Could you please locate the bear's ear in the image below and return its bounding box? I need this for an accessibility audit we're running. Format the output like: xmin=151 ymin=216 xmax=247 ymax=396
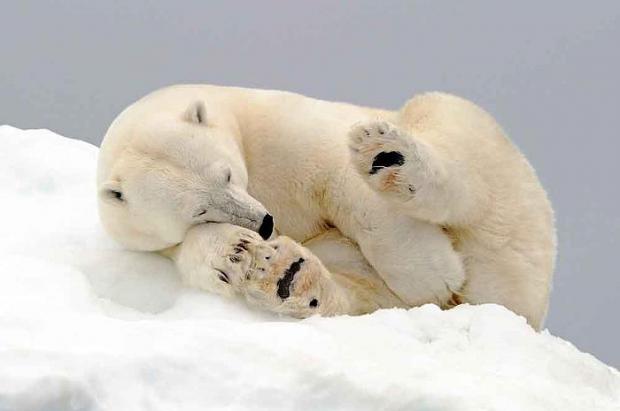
xmin=184 ymin=100 xmax=207 ymax=125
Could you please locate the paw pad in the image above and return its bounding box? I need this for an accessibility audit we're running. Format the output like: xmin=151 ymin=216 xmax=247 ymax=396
xmin=276 ymin=257 xmax=305 ymax=300
xmin=370 ymin=151 xmax=405 ymax=174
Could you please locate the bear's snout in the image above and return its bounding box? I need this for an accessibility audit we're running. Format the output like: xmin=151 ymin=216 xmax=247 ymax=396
xmin=258 ymin=214 xmax=274 ymax=240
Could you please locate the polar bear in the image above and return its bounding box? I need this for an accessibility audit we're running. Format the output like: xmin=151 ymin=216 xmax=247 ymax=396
xmin=98 ymin=84 xmax=556 ymax=329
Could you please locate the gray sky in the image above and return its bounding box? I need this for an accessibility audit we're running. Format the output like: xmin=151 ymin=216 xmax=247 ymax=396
xmin=1 ymin=1 xmax=618 ymax=366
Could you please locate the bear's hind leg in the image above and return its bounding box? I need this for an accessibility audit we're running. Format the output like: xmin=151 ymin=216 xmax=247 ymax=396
xmin=348 ymin=120 xmax=479 ymax=226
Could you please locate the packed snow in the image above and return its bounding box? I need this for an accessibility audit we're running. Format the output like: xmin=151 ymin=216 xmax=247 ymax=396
xmin=0 ymin=125 xmax=618 ymax=411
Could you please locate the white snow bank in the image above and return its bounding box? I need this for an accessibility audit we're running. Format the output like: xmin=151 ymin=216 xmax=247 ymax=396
xmin=0 ymin=125 xmax=618 ymax=411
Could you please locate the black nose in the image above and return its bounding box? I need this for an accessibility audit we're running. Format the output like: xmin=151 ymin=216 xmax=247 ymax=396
xmin=258 ymin=214 xmax=274 ymax=240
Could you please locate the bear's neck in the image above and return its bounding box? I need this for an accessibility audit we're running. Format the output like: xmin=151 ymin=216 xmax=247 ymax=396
xmin=226 ymin=87 xmax=309 ymax=140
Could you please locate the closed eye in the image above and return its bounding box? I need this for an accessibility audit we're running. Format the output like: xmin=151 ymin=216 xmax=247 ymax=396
xmin=104 ymin=189 xmax=124 ymax=202
xmin=193 ymin=209 xmax=207 ymax=218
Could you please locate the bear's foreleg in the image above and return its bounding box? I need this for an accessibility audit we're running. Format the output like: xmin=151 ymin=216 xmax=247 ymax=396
xmin=171 ymin=223 xmax=265 ymax=297
xmin=327 ymin=155 xmax=466 ymax=308
xmin=239 ymin=235 xmax=355 ymax=317
xmin=171 ymin=224 xmax=369 ymax=317
xmin=343 ymin=210 xmax=466 ymax=308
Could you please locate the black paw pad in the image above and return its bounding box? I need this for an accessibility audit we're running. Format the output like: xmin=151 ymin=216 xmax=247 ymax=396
xmin=277 ymin=258 xmax=305 ymax=300
xmin=370 ymin=151 xmax=405 ymax=174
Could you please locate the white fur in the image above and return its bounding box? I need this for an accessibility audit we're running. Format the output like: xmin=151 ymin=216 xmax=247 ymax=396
xmin=98 ymin=85 xmax=556 ymax=329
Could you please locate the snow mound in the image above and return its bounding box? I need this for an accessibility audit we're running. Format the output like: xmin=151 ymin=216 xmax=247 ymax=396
xmin=0 ymin=125 xmax=618 ymax=411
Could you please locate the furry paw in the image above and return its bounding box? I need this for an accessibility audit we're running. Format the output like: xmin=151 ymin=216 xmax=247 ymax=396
xmin=176 ymin=224 xmax=265 ymax=297
xmin=348 ymin=120 xmax=430 ymax=200
xmin=211 ymin=228 xmax=264 ymax=288
xmin=241 ymin=236 xmax=338 ymax=318
xmin=178 ymin=224 xmax=345 ymax=317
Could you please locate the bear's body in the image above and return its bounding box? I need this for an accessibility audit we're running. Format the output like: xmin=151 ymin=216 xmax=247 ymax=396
xmin=98 ymin=85 xmax=555 ymax=328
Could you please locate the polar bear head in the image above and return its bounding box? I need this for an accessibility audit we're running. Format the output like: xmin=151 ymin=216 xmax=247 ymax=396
xmin=97 ymin=92 xmax=273 ymax=251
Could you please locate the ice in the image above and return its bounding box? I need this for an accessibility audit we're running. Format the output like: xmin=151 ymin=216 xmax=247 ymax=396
xmin=0 ymin=125 xmax=618 ymax=411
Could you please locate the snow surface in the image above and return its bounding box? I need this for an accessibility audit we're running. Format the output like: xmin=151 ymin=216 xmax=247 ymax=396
xmin=0 ymin=125 xmax=618 ymax=411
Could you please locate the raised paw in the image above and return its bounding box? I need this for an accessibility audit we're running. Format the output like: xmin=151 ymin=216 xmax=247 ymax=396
xmin=241 ymin=236 xmax=341 ymax=318
xmin=348 ymin=120 xmax=427 ymax=199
